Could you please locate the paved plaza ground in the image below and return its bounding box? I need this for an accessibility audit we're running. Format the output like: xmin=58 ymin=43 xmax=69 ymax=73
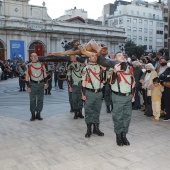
xmin=0 ymin=78 xmax=170 ymax=170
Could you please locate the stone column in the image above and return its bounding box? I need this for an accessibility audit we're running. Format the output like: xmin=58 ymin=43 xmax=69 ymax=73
xmin=0 ymin=1 xmax=2 ymax=15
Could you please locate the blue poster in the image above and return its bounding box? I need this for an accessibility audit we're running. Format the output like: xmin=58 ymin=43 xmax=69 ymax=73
xmin=10 ymin=40 xmax=25 ymax=61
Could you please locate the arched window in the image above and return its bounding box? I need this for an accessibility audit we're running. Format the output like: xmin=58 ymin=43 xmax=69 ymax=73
xmin=0 ymin=41 xmax=4 ymax=49
xmin=28 ymin=41 xmax=45 ymax=58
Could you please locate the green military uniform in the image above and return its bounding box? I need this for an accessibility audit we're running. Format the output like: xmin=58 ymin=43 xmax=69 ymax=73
xmin=54 ymin=63 xmax=59 ymax=87
xmin=66 ymin=62 xmax=74 ymax=112
xmin=45 ymin=63 xmax=53 ymax=95
xmin=57 ymin=64 xmax=65 ymax=89
xmin=17 ymin=64 xmax=26 ymax=91
xmin=68 ymin=77 xmax=74 ymax=112
xmin=104 ymin=67 xmax=113 ymax=113
xmin=110 ymin=66 xmax=135 ymax=146
xmin=26 ymin=62 xmax=46 ymax=119
xmin=67 ymin=62 xmax=84 ymax=119
xmin=82 ymin=63 xmax=105 ymax=137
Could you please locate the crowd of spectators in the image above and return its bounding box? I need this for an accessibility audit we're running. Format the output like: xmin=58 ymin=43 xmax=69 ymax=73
xmin=0 ymin=57 xmax=27 ymax=81
xmin=128 ymin=52 xmax=170 ymax=121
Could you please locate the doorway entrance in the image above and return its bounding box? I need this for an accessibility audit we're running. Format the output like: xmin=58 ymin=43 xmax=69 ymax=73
xmin=0 ymin=41 xmax=5 ymax=61
xmin=28 ymin=41 xmax=44 ymax=60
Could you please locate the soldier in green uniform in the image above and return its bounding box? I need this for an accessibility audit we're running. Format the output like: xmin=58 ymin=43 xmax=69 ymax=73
xmin=68 ymin=78 xmax=74 ymax=112
xmin=45 ymin=62 xmax=54 ymax=95
xmin=67 ymin=55 xmax=84 ymax=119
xmin=25 ymin=53 xmax=48 ymax=121
xmin=104 ymin=53 xmax=114 ymax=113
xmin=109 ymin=52 xmax=135 ymax=146
xmin=54 ymin=62 xmax=59 ymax=87
xmin=17 ymin=63 xmax=26 ymax=92
xmin=82 ymin=52 xmax=105 ymax=138
xmin=66 ymin=62 xmax=74 ymax=112
xmin=104 ymin=67 xmax=113 ymax=113
xmin=57 ymin=62 xmax=65 ymax=89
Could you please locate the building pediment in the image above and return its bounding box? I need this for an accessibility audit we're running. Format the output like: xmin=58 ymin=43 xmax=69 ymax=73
xmin=65 ymin=16 xmax=85 ymax=23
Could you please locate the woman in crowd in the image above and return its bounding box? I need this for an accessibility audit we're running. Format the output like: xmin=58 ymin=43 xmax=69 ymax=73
xmin=140 ymin=63 xmax=157 ymax=117
xmin=139 ymin=64 xmax=147 ymax=109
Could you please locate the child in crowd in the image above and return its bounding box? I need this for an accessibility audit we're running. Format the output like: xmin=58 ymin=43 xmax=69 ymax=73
xmin=149 ymin=77 xmax=164 ymax=122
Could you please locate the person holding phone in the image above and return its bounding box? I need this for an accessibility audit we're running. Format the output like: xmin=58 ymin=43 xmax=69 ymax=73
xmin=109 ymin=52 xmax=135 ymax=146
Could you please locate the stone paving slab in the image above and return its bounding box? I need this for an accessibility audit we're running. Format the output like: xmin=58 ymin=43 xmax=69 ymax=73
xmin=0 ymin=78 xmax=170 ymax=170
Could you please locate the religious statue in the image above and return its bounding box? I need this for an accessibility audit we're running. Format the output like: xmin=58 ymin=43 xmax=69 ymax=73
xmin=48 ymin=39 xmax=108 ymax=57
xmin=39 ymin=39 xmax=121 ymax=69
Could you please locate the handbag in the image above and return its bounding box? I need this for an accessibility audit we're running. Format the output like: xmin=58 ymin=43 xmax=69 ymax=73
xmin=146 ymin=96 xmax=151 ymax=105
xmin=163 ymin=81 xmax=170 ymax=88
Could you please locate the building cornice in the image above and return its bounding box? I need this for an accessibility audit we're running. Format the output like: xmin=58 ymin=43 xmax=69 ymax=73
xmin=0 ymin=19 xmax=126 ymax=38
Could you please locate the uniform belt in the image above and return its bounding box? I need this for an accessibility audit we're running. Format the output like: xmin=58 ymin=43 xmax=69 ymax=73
xmin=112 ymin=90 xmax=131 ymax=96
xmin=30 ymin=79 xmax=44 ymax=84
xmin=86 ymin=88 xmax=102 ymax=93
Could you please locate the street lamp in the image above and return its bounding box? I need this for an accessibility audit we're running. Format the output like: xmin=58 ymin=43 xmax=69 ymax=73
xmin=119 ymin=43 xmax=125 ymax=53
xmin=61 ymin=40 xmax=71 ymax=51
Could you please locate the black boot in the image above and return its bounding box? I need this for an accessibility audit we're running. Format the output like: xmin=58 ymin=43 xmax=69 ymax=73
xmin=116 ymin=133 xmax=124 ymax=146
xmin=30 ymin=112 xmax=35 ymax=121
xmin=48 ymin=90 xmax=51 ymax=95
xmin=106 ymin=105 xmax=111 ymax=113
xmin=78 ymin=109 xmax=84 ymax=118
xmin=73 ymin=110 xmax=78 ymax=119
xmin=93 ymin=123 xmax=104 ymax=136
xmin=23 ymin=88 xmax=26 ymax=91
xmin=59 ymin=85 xmax=63 ymax=89
xmin=85 ymin=123 xmax=92 ymax=138
xmin=70 ymin=105 xmax=74 ymax=112
xmin=45 ymin=89 xmax=47 ymax=95
xmin=121 ymin=132 xmax=130 ymax=146
xmin=19 ymin=88 xmax=22 ymax=92
xmin=36 ymin=111 xmax=43 ymax=120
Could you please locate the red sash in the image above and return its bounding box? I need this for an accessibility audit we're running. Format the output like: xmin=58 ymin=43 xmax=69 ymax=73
xmin=87 ymin=68 xmax=103 ymax=82
xmin=28 ymin=63 xmax=44 ymax=78
xmin=117 ymin=66 xmax=134 ymax=86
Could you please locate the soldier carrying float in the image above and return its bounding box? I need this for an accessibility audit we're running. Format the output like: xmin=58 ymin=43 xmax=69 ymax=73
xmin=38 ymin=39 xmax=135 ymax=146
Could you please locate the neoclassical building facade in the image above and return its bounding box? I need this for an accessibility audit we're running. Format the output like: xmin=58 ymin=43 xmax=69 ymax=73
xmin=0 ymin=0 xmax=126 ymax=61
